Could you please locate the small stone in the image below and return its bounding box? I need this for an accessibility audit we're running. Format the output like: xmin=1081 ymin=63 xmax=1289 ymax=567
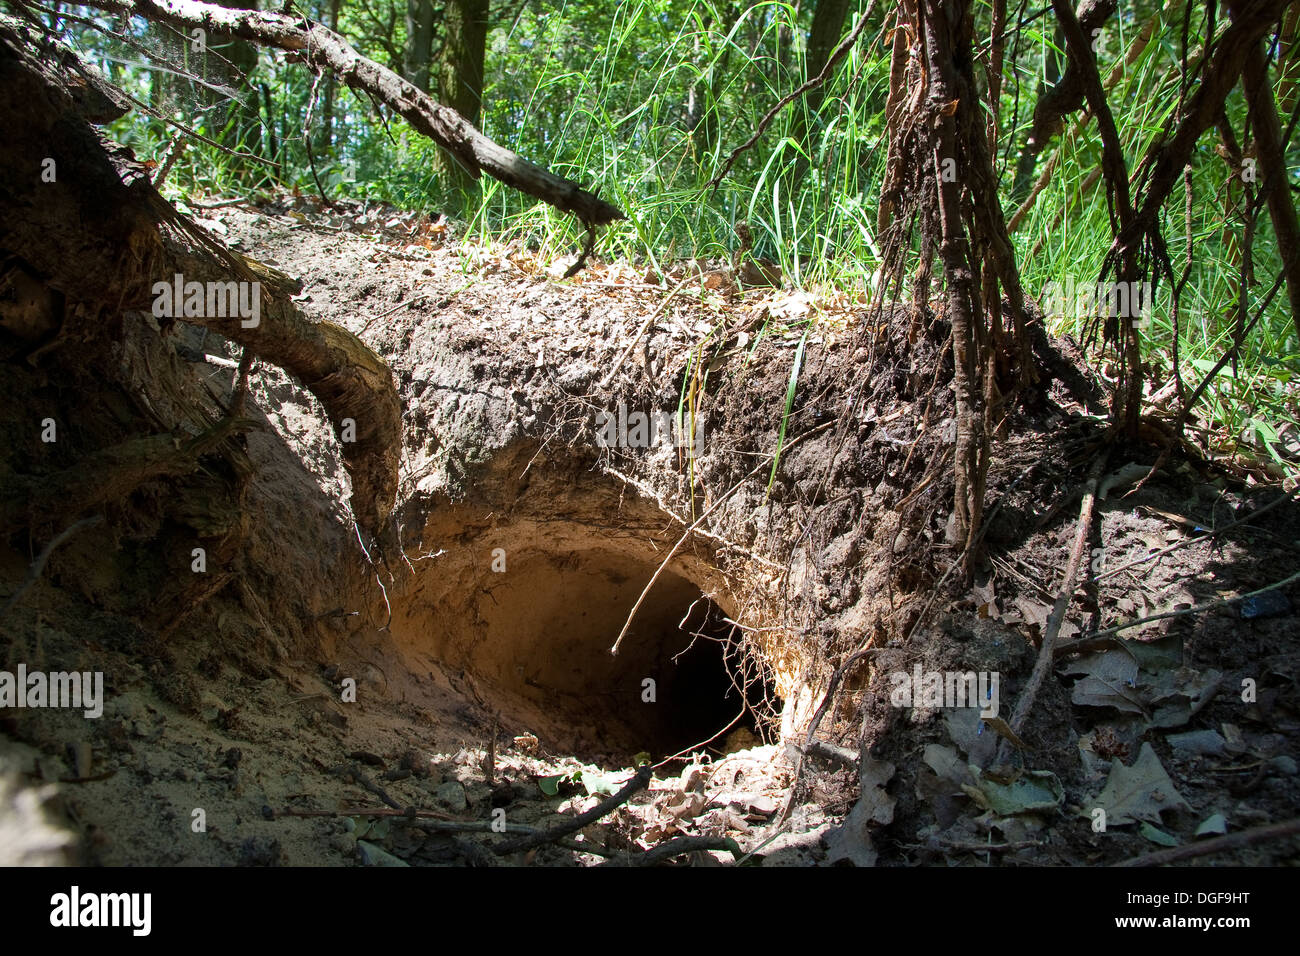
xmin=1167 ymin=730 xmax=1226 ymax=756
xmin=237 ymin=836 xmax=283 ymax=867
xmin=357 ymin=840 xmax=408 ymax=867
xmin=436 ymin=780 xmax=468 ymax=812
xmin=70 ymin=741 xmax=93 ymax=778
xmin=331 ymin=834 xmax=355 ymax=855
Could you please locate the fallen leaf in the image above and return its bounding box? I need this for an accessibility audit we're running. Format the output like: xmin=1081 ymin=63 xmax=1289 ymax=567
xmin=1089 ymin=742 xmax=1191 ymax=826
xmin=1139 ymin=822 xmax=1179 ymax=846
xmin=1195 ymin=813 xmax=1228 ymax=837
xmin=963 ymin=768 xmax=1063 ymax=816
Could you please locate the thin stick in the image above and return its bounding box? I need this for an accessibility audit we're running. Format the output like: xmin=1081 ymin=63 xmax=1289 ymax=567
xmin=605 ymin=835 xmax=742 ymax=867
xmin=651 ymin=707 xmax=746 ymax=769
xmin=603 ymin=466 xmax=783 ymax=569
xmin=1095 ymin=487 xmax=1299 ymax=582
xmin=1 ymin=515 xmax=104 ymax=617
xmin=609 ymin=421 xmax=833 ymax=656
xmin=803 ymin=646 xmax=879 ymax=748
xmin=997 ymin=454 xmax=1106 ymax=764
xmin=492 ymin=765 xmax=652 ymax=855
xmin=358 ymin=291 xmax=435 ymax=336
xmin=1082 ymin=566 xmax=1300 ymax=640
xmin=599 ymin=276 xmax=695 ymax=388
xmin=1114 ymin=817 xmax=1300 ymax=867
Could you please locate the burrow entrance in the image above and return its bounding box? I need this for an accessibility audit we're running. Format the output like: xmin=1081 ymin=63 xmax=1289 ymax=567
xmin=380 ymin=472 xmax=782 ymax=761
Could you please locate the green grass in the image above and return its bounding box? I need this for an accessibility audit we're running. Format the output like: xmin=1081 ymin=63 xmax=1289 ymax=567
xmin=78 ymin=0 xmax=1299 ymax=465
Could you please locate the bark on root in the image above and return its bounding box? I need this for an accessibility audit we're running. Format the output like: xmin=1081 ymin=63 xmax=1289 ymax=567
xmin=0 ymin=14 xmax=400 ymax=537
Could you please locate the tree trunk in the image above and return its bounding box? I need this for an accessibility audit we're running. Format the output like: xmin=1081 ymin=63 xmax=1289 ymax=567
xmin=1238 ymin=6 xmax=1300 ymax=343
xmin=404 ymin=0 xmax=434 ymax=92
xmin=436 ymin=0 xmax=489 ymax=211
xmin=210 ymin=0 xmax=264 ymax=168
xmin=320 ymin=0 xmax=342 ymax=154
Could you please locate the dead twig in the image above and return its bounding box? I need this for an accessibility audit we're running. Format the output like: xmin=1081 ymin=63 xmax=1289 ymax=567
xmin=492 ymin=765 xmax=652 ymax=856
xmin=997 ymin=454 xmax=1107 ymax=765
xmin=1081 ymin=567 xmax=1300 ymax=640
xmin=1 ymin=514 xmax=104 ymax=618
xmin=358 ymin=291 xmax=435 ymax=336
xmin=610 ymin=421 xmax=834 ymax=656
xmin=1114 ymin=817 xmax=1300 ymax=867
xmin=604 ymin=835 xmax=743 ymax=867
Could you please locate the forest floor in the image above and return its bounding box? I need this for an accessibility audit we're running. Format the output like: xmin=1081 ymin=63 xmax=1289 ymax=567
xmin=1 ymin=193 xmax=1298 ymax=867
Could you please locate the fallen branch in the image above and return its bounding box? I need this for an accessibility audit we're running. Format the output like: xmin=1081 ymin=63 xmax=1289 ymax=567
xmin=86 ymin=0 xmax=625 ymax=227
xmin=492 ymin=765 xmax=652 ymax=855
xmin=1114 ymin=817 xmax=1300 ymax=867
